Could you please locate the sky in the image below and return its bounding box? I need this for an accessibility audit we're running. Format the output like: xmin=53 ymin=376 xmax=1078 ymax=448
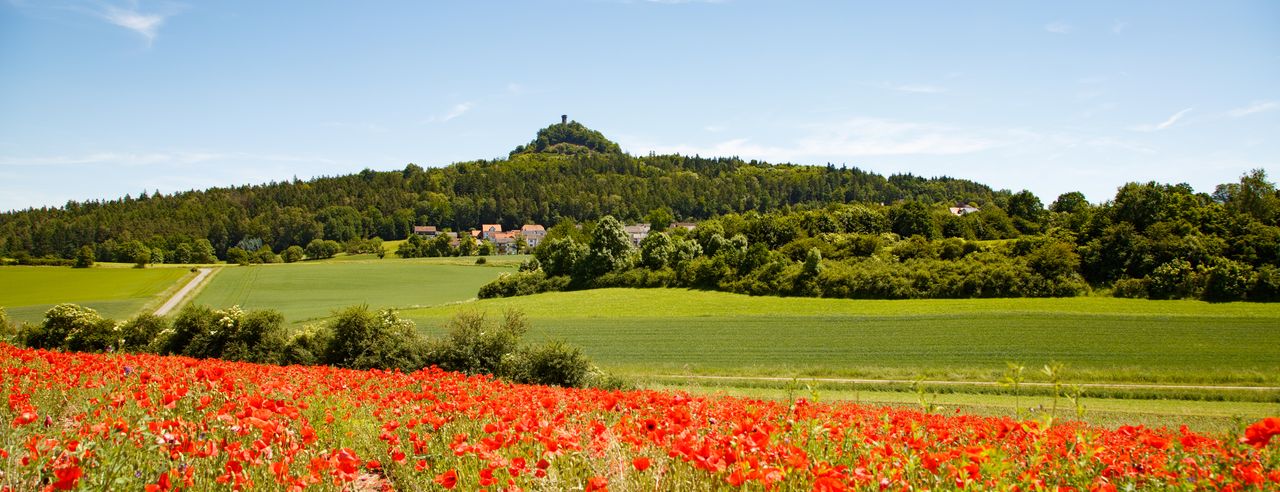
xmin=1 ymin=0 xmax=1277 ymax=212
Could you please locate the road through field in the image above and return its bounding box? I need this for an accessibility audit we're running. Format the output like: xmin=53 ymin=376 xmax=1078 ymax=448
xmin=154 ymin=268 xmax=212 ymax=316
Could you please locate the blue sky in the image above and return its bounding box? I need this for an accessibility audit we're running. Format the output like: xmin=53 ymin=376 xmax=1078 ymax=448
xmin=1 ymin=0 xmax=1277 ymax=211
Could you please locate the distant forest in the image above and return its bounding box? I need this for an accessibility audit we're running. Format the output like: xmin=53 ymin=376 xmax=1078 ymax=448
xmin=0 ymin=122 xmax=1002 ymax=261
xmin=2 ymin=121 xmax=1278 ymax=302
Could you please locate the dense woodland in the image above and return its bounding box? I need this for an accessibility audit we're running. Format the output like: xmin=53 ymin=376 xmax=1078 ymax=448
xmin=3 ymin=121 xmax=1279 ymax=301
xmin=0 ymin=122 xmax=1000 ymax=263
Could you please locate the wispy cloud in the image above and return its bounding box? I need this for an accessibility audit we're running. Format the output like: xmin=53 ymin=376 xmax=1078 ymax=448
xmin=1227 ymin=100 xmax=1279 ymax=118
xmin=102 ymin=5 xmax=167 ymax=43
xmin=889 ymin=83 xmax=947 ymax=94
xmin=1130 ymin=108 xmax=1192 ymax=132
xmin=0 ymin=151 xmax=338 ymax=167
xmin=442 ymin=102 xmax=473 ymax=122
xmin=1112 ymin=20 xmax=1128 ymax=34
xmin=620 ymin=117 xmax=1014 ymax=162
xmin=1045 ymin=21 xmax=1073 ymax=34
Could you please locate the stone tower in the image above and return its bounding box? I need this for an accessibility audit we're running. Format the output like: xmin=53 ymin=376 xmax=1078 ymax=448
xmin=561 ymin=115 xmax=567 ymax=124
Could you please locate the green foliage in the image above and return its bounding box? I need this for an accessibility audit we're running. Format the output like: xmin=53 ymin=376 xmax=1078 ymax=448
xmin=282 ymin=245 xmax=305 ymax=263
xmin=323 ymin=305 xmax=426 ymax=372
xmin=161 ymin=305 xmax=288 ymax=364
xmin=890 ymin=201 xmax=940 ymax=239
xmin=20 ymin=303 xmax=116 ymax=352
xmin=118 ymin=313 xmax=167 ymax=352
xmin=74 ymin=245 xmax=95 ymax=268
xmin=305 ymin=239 xmax=342 ymax=260
xmin=225 ymin=247 xmax=250 ymax=266
xmin=510 ymin=120 xmax=622 ymax=156
xmin=425 ymin=310 xmax=527 ymax=376
xmin=282 ymin=324 xmax=333 ymax=366
xmin=504 ymin=340 xmax=593 ymax=388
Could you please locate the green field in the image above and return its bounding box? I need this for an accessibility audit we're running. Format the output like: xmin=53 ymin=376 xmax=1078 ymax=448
xmin=402 ymin=288 xmax=1280 ymax=386
xmin=190 ymin=258 xmax=516 ymax=325
xmin=0 ymin=266 xmax=191 ymax=323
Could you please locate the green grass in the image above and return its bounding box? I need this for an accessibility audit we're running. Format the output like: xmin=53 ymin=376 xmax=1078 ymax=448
xmin=189 ymin=258 xmax=516 ymax=325
xmin=647 ymin=379 xmax=1280 ymax=433
xmin=403 ymin=288 xmax=1280 ymax=386
xmin=0 ymin=266 xmax=191 ymax=323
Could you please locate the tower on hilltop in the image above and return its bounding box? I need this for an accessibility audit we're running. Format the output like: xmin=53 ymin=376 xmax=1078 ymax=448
xmin=561 ymin=114 xmax=567 ymax=124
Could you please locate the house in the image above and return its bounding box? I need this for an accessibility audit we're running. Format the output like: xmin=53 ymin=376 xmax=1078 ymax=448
xmin=412 ymin=225 xmax=438 ymax=237
xmin=669 ymin=222 xmax=697 ymax=231
xmin=623 ymin=224 xmax=650 ymax=247
xmin=480 ymin=224 xmax=503 ymax=241
xmin=519 ymin=224 xmax=546 ymax=248
xmin=492 ymin=231 xmax=520 ymax=254
xmin=948 ymin=205 xmax=980 ymax=216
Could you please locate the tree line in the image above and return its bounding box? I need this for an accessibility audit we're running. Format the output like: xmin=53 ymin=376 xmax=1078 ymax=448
xmin=482 ymin=170 xmax=1280 ymax=302
xmin=0 ymin=123 xmax=1002 ymax=263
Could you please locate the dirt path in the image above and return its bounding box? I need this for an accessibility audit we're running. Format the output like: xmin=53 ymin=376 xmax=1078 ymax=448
xmin=656 ymin=374 xmax=1280 ymax=392
xmin=154 ymin=268 xmax=213 ymax=316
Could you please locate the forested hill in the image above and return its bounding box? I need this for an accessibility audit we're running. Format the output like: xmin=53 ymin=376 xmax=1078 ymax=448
xmin=0 ymin=121 xmax=1003 ymax=260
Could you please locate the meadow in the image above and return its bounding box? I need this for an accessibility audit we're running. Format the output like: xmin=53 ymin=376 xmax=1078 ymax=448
xmin=401 ymin=288 xmax=1280 ymax=387
xmin=189 ymin=257 xmax=518 ymax=325
xmin=0 ymin=265 xmax=191 ymax=323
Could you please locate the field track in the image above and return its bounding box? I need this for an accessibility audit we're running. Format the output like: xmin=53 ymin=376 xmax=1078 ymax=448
xmin=153 ymin=267 xmax=214 ymax=316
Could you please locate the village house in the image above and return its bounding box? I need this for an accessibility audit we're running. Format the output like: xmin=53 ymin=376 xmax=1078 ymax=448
xmin=623 ymin=223 xmax=650 ymax=247
xmin=412 ymin=225 xmax=438 ymax=237
xmin=492 ymin=231 xmax=520 ymax=254
xmin=480 ymin=224 xmax=503 ymax=241
xmin=669 ymin=222 xmax=697 ymax=231
xmin=520 ymin=224 xmax=546 ymax=248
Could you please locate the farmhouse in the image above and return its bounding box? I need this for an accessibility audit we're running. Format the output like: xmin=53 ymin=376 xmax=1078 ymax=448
xmin=412 ymin=225 xmax=438 ymax=237
xmin=520 ymin=224 xmax=546 ymax=248
xmin=623 ymin=224 xmax=650 ymax=246
xmin=669 ymin=222 xmax=697 ymax=231
xmin=480 ymin=224 xmax=502 ymax=241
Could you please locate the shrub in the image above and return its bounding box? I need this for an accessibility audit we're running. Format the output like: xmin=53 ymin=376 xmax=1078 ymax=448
xmin=161 ymin=305 xmax=288 ymax=364
xmin=118 ymin=313 xmax=167 ymax=352
xmin=282 ymin=245 xmax=305 ymax=263
xmin=1201 ymin=258 xmax=1254 ymax=302
xmin=283 ymin=324 xmax=334 ymax=366
xmin=1146 ymin=259 xmax=1199 ymax=299
xmin=0 ymin=307 xmax=16 ymax=341
xmin=1111 ymin=277 xmax=1149 ymax=299
xmin=425 ymin=310 xmax=527 ymax=376
xmin=21 ymin=303 xmax=117 ymax=352
xmin=323 ymin=306 xmax=425 ymax=372
xmin=504 ymin=340 xmax=592 ymax=388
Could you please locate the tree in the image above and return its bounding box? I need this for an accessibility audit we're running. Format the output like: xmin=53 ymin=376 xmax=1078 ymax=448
xmin=282 ymin=245 xmax=305 ymax=263
xmin=1050 ymin=192 xmax=1089 ymax=214
xmin=646 ymin=208 xmax=675 ymax=232
xmin=305 ymin=239 xmax=340 ymax=260
xmin=191 ymin=239 xmax=218 ymax=263
xmin=890 ymin=202 xmax=939 ymax=239
xmin=583 ymin=215 xmax=632 ymax=277
xmin=1214 ymin=169 xmax=1279 ymax=224
xmin=74 ymin=245 xmax=95 ymax=268
xmin=1006 ymin=190 xmax=1046 ymax=234
xmin=172 ymin=243 xmax=193 ymax=264
xmin=225 ymin=247 xmax=250 ymax=266
xmin=640 ymin=232 xmax=674 ymax=270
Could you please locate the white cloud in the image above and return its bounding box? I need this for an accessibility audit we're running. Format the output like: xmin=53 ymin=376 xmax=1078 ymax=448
xmin=1130 ymin=108 xmax=1192 ymax=132
xmin=1227 ymin=100 xmax=1279 ymax=118
xmin=100 ymin=5 xmax=170 ymax=44
xmin=1045 ymin=21 xmax=1073 ymax=34
xmin=441 ymin=102 xmax=473 ymax=122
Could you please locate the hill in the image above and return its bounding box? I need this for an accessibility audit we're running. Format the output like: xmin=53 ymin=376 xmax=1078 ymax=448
xmin=0 ymin=120 xmax=1000 ymax=261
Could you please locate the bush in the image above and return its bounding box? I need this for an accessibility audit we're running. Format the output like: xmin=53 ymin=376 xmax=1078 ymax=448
xmin=0 ymin=307 xmax=16 ymax=341
xmin=118 ymin=313 xmax=167 ymax=352
xmin=161 ymin=305 xmax=288 ymax=364
xmin=21 ymin=303 xmax=117 ymax=352
xmin=504 ymin=340 xmax=592 ymax=388
xmin=283 ymin=324 xmax=333 ymax=366
xmin=425 ymin=310 xmax=527 ymax=376
xmin=1201 ymin=258 xmax=1254 ymax=302
xmin=478 ymin=271 xmax=569 ymax=299
xmin=282 ymin=245 xmax=305 ymax=263
xmin=1111 ymin=277 xmax=1149 ymax=299
xmin=323 ymin=306 xmax=425 ymax=371
xmin=1146 ymin=259 xmax=1199 ymax=299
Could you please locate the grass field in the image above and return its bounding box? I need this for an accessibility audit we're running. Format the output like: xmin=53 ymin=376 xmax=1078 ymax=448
xmin=0 ymin=266 xmax=192 ymax=323
xmin=189 ymin=258 xmax=516 ymax=325
xmin=402 ymin=288 xmax=1280 ymax=387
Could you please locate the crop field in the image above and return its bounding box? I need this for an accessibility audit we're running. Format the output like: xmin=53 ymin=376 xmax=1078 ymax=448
xmin=189 ymin=258 xmax=516 ymax=325
xmin=403 ymin=288 xmax=1280 ymax=387
xmin=0 ymin=266 xmax=191 ymax=324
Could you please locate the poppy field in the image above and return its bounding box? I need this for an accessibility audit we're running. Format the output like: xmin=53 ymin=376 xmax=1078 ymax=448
xmin=2 ymin=344 xmax=1278 ymax=491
